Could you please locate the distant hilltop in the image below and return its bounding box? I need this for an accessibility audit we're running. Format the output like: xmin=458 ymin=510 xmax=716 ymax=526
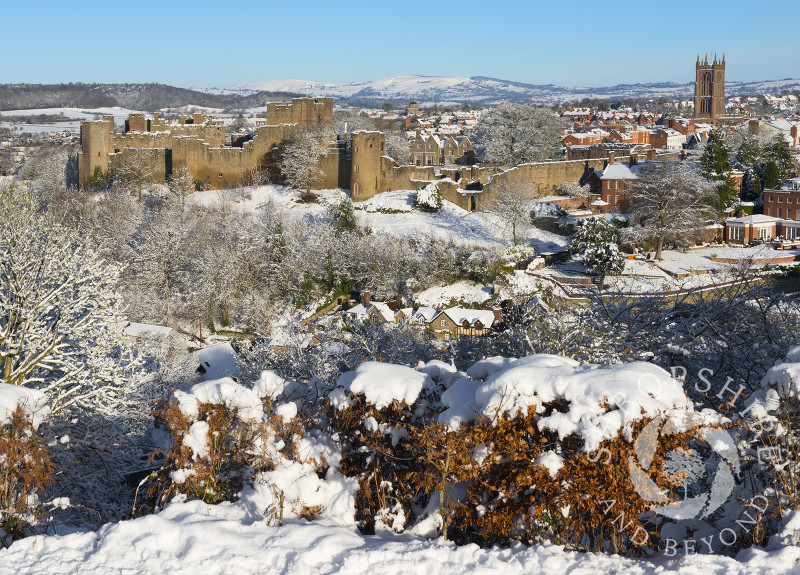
xmin=219 ymin=74 xmax=800 ymax=106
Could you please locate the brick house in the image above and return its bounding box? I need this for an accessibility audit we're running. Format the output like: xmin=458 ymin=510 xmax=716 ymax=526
xmin=429 ymin=307 xmax=498 ymax=341
xmin=411 ymin=130 xmax=474 ymax=166
xmin=649 ymin=128 xmax=687 ymax=150
xmin=724 ymin=214 xmax=781 ymax=244
xmin=345 ymin=292 xmax=397 ymax=323
xmin=763 ymin=178 xmax=800 ymax=220
xmin=600 ymin=160 xmax=643 ymax=212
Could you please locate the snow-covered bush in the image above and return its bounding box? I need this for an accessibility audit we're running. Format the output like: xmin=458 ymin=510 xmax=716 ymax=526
xmin=414 ymin=183 xmax=443 ymax=212
xmin=568 ymin=217 xmax=618 ymax=254
xmin=148 ymin=372 xmax=356 ymax=526
xmin=583 ymin=242 xmax=626 ymax=289
xmin=152 ymin=377 xmax=287 ymax=506
xmin=569 ymin=217 xmax=624 ymax=288
xmin=0 ymin=384 xmax=52 ymax=545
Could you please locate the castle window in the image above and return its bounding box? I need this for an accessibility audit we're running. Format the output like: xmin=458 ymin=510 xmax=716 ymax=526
xmin=355 ymin=165 xmax=359 ymax=173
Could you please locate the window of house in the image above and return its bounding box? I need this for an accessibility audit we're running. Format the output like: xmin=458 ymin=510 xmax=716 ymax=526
xmin=444 ymin=333 xmax=450 ymax=341
xmin=769 ymin=196 xmax=774 ymax=202
xmin=769 ymin=207 xmax=774 ymax=216
xmin=779 ymin=197 xmax=783 ymax=203
xmin=729 ymin=226 xmax=741 ymax=241
xmin=788 ymin=209 xmax=793 ymax=219
xmin=778 ymin=208 xmax=783 ymax=218
xmin=787 ymin=226 xmax=797 ymax=240
xmin=788 ymin=198 xmax=793 ymax=204
xmin=758 ymin=226 xmax=770 ymax=240
xmin=440 ymin=319 xmax=446 ymax=327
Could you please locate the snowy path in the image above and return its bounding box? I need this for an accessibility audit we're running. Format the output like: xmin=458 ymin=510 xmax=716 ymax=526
xmin=1 ymin=498 xmax=797 ymax=574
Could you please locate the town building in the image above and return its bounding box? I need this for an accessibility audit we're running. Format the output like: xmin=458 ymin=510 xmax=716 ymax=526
xmin=694 ymin=54 xmax=726 ymax=124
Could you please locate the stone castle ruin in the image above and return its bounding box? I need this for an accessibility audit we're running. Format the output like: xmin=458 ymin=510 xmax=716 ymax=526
xmin=78 ymin=96 xmax=614 ymax=211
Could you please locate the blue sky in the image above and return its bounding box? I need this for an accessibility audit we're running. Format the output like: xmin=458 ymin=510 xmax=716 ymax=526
xmin=2 ymin=0 xmax=797 ymax=88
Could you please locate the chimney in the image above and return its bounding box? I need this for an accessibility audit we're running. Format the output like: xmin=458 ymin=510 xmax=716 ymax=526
xmin=608 ymin=151 xmax=615 ymax=164
xmin=363 ymin=291 xmax=371 ymax=306
xmin=646 ymin=149 xmax=656 ymax=161
xmin=629 ymin=154 xmax=638 ymax=167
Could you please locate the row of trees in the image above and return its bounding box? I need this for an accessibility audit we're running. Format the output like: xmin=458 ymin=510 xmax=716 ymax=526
xmin=702 ymin=130 xmax=796 ymax=200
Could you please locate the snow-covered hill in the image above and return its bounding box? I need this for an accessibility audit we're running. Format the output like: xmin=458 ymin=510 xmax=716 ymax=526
xmin=221 ymin=75 xmax=800 ymax=106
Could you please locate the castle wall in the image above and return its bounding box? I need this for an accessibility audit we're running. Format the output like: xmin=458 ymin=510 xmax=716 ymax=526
xmin=477 ymin=158 xmax=608 ymax=210
xmin=109 ymin=147 xmax=168 ymax=183
xmin=316 ymin=141 xmax=351 ymax=190
xmin=78 ymin=115 xmax=115 ymax=187
xmin=350 ymin=131 xmax=385 ymax=201
xmin=267 ymin=97 xmax=333 ymax=128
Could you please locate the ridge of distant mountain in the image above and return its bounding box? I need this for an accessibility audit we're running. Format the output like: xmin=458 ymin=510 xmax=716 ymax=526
xmin=225 ymin=74 xmax=800 ymax=106
xmin=1 ymin=75 xmax=797 ymax=114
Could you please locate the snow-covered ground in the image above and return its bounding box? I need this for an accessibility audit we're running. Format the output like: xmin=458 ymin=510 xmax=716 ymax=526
xmin=1 ymin=496 xmax=797 ymax=575
xmin=187 ymin=185 xmax=568 ymax=251
xmin=414 ymin=280 xmax=493 ymax=307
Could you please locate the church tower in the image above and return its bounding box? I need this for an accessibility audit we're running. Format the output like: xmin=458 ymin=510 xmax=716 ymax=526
xmin=694 ymin=54 xmax=725 ymax=123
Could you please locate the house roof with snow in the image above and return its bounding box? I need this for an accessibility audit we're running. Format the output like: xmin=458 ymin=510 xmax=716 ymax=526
xmin=434 ymin=307 xmax=496 ymax=328
xmin=600 ymin=162 xmax=642 ymax=181
xmin=346 ymin=302 xmax=396 ymax=323
xmin=412 ymin=306 xmax=438 ymax=323
xmin=725 ymin=214 xmax=783 ymax=225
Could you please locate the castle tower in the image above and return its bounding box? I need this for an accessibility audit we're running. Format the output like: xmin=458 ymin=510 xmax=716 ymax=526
xmin=77 ymin=116 xmax=115 ymax=188
xmin=694 ymin=53 xmax=725 ymax=124
xmin=350 ymin=131 xmax=385 ymax=201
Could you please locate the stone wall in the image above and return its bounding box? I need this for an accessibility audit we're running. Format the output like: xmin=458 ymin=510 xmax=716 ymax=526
xmin=266 ymin=97 xmax=333 ymax=128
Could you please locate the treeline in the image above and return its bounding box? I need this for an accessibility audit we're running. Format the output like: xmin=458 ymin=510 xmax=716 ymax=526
xmin=0 ymin=83 xmax=305 ymax=113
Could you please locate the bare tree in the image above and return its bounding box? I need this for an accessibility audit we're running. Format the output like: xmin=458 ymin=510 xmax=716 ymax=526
xmin=483 ymin=179 xmax=536 ymax=245
xmin=281 ymin=131 xmax=329 ymax=200
xmin=622 ymin=161 xmax=715 ymax=260
xmin=112 ymin=149 xmax=160 ymax=201
xmin=385 ymin=133 xmax=410 ymax=165
xmin=0 ymin=182 xmax=144 ymax=414
xmin=0 ymin=147 xmax=15 ymax=175
xmin=168 ymin=165 xmax=194 ymax=215
xmin=477 ymin=103 xmax=562 ymax=166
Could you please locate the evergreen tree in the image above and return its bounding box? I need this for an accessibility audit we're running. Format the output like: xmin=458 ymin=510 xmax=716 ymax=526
xmin=583 ymin=242 xmax=625 ymax=290
xmin=764 ymin=161 xmax=780 ymax=190
xmin=569 ymin=217 xmax=625 ymax=289
xmin=700 ymin=131 xmax=732 ymax=180
xmin=329 ymin=198 xmax=358 ymax=235
xmin=568 ymin=217 xmax=617 ymax=254
xmin=735 ymin=135 xmax=761 ymax=172
xmin=764 ymin=135 xmax=796 ymax=183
